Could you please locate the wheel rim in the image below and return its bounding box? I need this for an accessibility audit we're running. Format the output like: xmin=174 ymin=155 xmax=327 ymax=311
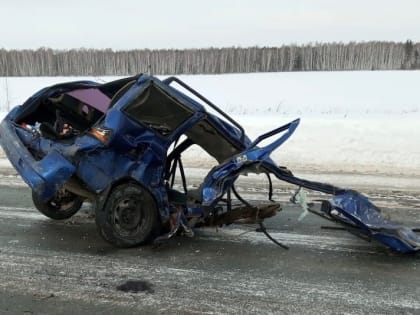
xmin=113 ymin=195 xmax=145 ymax=237
xmin=49 ymin=189 xmax=78 ymax=212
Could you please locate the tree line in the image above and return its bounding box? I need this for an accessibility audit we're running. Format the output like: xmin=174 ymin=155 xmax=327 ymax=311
xmin=0 ymin=41 xmax=419 ymax=76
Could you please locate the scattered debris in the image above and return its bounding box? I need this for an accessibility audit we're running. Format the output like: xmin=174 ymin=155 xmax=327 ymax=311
xmin=116 ymin=280 xmax=154 ymax=293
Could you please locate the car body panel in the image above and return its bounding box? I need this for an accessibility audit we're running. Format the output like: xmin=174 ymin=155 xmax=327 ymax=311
xmin=0 ymin=116 xmax=75 ymax=201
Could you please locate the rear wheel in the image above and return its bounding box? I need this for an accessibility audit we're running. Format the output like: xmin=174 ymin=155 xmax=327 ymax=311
xmin=95 ymin=183 xmax=159 ymax=247
xmin=32 ymin=189 xmax=83 ymax=220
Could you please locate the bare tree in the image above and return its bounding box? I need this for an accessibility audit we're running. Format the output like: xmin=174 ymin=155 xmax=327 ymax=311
xmin=0 ymin=41 xmax=418 ymax=76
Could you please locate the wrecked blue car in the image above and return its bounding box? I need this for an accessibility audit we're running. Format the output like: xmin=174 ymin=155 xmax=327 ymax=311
xmin=0 ymin=74 xmax=419 ymax=253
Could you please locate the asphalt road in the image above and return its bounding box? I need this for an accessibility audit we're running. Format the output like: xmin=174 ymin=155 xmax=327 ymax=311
xmin=0 ymin=175 xmax=419 ymax=314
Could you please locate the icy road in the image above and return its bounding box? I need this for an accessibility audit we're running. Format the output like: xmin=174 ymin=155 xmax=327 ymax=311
xmin=0 ymin=173 xmax=419 ymax=314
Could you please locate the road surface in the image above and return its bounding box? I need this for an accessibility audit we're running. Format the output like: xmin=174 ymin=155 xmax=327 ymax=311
xmin=0 ymin=173 xmax=419 ymax=314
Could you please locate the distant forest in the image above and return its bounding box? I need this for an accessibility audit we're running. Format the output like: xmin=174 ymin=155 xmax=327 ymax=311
xmin=0 ymin=41 xmax=419 ymax=76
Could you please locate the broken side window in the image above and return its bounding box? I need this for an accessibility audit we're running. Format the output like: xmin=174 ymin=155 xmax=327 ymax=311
xmin=124 ymin=84 xmax=193 ymax=137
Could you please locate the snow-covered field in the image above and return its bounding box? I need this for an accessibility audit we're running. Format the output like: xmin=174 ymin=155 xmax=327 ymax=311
xmin=1 ymin=71 xmax=420 ymax=177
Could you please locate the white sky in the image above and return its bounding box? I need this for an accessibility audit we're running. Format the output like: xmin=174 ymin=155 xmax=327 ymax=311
xmin=1 ymin=0 xmax=420 ymax=49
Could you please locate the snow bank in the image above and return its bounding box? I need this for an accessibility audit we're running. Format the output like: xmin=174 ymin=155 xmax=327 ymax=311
xmin=1 ymin=71 xmax=420 ymax=177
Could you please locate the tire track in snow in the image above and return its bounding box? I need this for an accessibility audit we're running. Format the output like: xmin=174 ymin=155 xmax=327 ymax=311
xmin=0 ymin=245 xmax=418 ymax=315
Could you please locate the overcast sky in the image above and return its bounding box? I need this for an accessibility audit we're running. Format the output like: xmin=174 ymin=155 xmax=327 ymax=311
xmin=1 ymin=0 xmax=419 ymax=50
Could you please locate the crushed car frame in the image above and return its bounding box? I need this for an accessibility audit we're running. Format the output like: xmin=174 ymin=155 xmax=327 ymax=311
xmin=1 ymin=74 xmax=419 ymax=253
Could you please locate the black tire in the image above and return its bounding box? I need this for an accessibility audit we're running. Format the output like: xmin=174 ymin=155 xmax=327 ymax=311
xmin=95 ymin=183 xmax=159 ymax=247
xmin=32 ymin=189 xmax=83 ymax=220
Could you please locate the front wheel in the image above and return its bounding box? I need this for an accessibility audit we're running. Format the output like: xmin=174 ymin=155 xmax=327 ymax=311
xmin=95 ymin=183 xmax=159 ymax=247
xmin=32 ymin=189 xmax=83 ymax=220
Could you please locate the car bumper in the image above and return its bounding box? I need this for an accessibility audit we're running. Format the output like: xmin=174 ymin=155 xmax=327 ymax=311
xmin=0 ymin=118 xmax=75 ymax=202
